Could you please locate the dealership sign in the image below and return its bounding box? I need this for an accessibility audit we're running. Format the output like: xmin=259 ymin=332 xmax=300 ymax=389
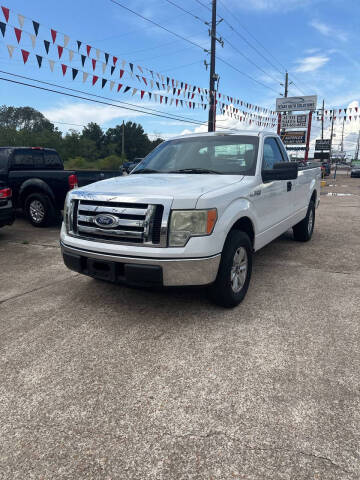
xmin=315 ymin=139 xmax=331 ymax=150
xmin=281 ymin=131 xmax=307 ymax=145
xmin=280 ymin=114 xmax=308 ymax=129
xmin=276 ymin=95 xmax=317 ymax=112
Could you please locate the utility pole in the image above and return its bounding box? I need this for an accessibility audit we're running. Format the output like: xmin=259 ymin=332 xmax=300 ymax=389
xmin=121 ymin=120 xmax=125 ymax=158
xmin=355 ymin=130 xmax=360 ymax=160
xmin=329 ymin=114 xmax=335 ymax=163
xmin=284 ymin=71 xmax=289 ymax=98
xmin=207 ymin=0 xmax=223 ymax=132
xmin=321 ymin=99 xmax=325 ymax=140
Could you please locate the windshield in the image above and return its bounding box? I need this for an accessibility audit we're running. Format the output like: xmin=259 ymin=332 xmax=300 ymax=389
xmin=132 ymin=135 xmax=259 ymax=175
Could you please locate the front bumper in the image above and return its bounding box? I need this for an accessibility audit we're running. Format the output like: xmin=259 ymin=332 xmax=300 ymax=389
xmin=61 ymin=242 xmax=220 ymax=287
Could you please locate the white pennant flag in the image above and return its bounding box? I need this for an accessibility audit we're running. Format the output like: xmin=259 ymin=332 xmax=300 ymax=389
xmin=69 ymin=50 xmax=74 ymax=62
xmin=154 ymin=93 xmax=158 ymax=102
xmin=64 ymin=35 xmax=70 ymax=48
xmin=121 ymin=59 xmax=126 ymax=68
xmin=7 ymin=45 xmax=15 ymax=58
xmin=161 ymin=74 xmax=164 ymax=82
xmin=170 ymin=98 xmax=173 ymax=106
xmin=18 ymin=14 xmax=25 ymax=28
xmin=167 ymin=86 xmax=171 ymax=93
xmin=48 ymin=59 xmax=55 ymax=72
xmin=132 ymin=88 xmax=137 ymax=96
xmin=102 ymin=62 xmax=106 ymax=74
xmin=176 ymin=80 xmax=179 ymax=88
xmin=83 ymin=72 xmax=89 ymax=83
xmin=150 ymin=80 xmax=154 ymax=89
xmin=110 ymin=81 xmax=115 ymax=91
xmin=29 ymin=34 xmax=36 ymax=49
xmin=96 ymin=49 xmax=100 ymax=59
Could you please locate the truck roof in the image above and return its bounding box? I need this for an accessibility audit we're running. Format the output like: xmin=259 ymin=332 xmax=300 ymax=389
xmin=169 ymin=130 xmax=277 ymax=141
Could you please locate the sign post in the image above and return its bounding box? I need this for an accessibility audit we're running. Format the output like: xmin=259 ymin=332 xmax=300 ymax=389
xmin=277 ymin=113 xmax=281 ymax=135
xmin=304 ymin=112 xmax=312 ymax=162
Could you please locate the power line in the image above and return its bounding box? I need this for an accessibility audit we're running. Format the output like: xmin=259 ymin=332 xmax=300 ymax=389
xmin=163 ymin=0 xmax=208 ymax=23
xmin=110 ymin=0 xmax=208 ymax=52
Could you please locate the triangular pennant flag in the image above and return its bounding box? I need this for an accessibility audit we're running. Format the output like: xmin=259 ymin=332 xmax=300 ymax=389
xmin=29 ymin=34 xmax=36 ymax=48
xmin=102 ymin=63 xmax=106 ymax=74
xmin=102 ymin=78 xmax=107 ymax=88
xmin=57 ymin=45 xmax=63 ymax=59
xmin=21 ymin=49 xmax=29 ymax=64
xmin=148 ymin=92 xmax=152 ymax=100
xmin=165 ymin=97 xmax=168 ymax=104
xmin=170 ymin=98 xmax=173 ymax=106
xmin=0 ymin=21 xmax=6 ymax=37
xmin=18 ymin=14 xmax=25 ymax=28
xmin=105 ymin=52 xmax=109 ymax=64
xmin=150 ymin=80 xmax=154 ymax=89
xmin=44 ymin=39 xmax=50 ymax=54
xmin=92 ymin=75 xmax=98 ymax=85
xmin=77 ymin=40 xmax=82 ymax=51
xmin=92 ymin=58 xmax=96 ymax=70
xmin=1 ymin=6 xmax=9 ymax=22
xmin=140 ymin=90 xmax=145 ymax=99
xmin=48 ymin=59 xmax=55 ymax=72
xmin=69 ymin=50 xmax=74 ymax=62
xmin=51 ymin=29 xmax=57 ymax=43
xmin=83 ymin=72 xmax=89 ymax=83
xmin=81 ymin=54 xmax=86 ymax=67
xmin=156 ymin=81 xmax=160 ymax=89
xmin=180 ymin=100 xmax=183 ymax=107
xmin=72 ymin=68 xmax=78 ymax=80
xmin=14 ymin=27 xmax=22 ymax=43
xmin=36 ymin=54 xmax=43 ymax=68
xmin=86 ymin=45 xmax=91 ymax=56
xmin=154 ymin=93 xmax=158 ymax=102
xmin=121 ymin=59 xmax=126 ymax=68
xmin=96 ymin=49 xmax=100 ymax=60
xmin=142 ymin=77 xmax=147 ymax=86
xmin=32 ymin=21 xmax=39 ymax=36
xmin=136 ymin=74 xmax=140 ymax=82
xmin=110 ymin=81 xmax=115 ymax=91
xmin=132 ymin=88 xmax=137 ymax=96
xmin=176 ymin=99 xmax=179 ymax=107
xmin=61 ymin=64 xmax=67 ymax=76
xmin=117 ymin=83 xmax=122 ymax=92
xmin=113 ymin=56 xmax=118 ymax=66
xmin=119 ymin=69 xmax=124 ymax=78
xmin=129 ymin=63 xmax=134 ymax=72
xmin=64 ymin=34 xmax=70 ymax=48
xmin=111 ymin=66 xmax=115 ymax=75
xmin=7 ymin=44 xmax=14 ymax=58
xmin=138 ymin=65 xmax=143 ymax=73
xmin=124 ymin=86 xmax=131 ymax=93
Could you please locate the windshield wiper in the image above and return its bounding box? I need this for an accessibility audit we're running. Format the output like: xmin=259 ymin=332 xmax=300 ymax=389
xmin=169 ymin=168 xmax=220 ymax=174
xmin=131 ymin=168 xmax=161 ymax=174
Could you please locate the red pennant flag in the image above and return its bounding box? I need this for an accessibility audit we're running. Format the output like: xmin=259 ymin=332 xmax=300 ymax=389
xmin=117 ymin=83 xmax=122 ymax=92
xmin=189 ymin=102 xmax=192 ymax=108
xmin=86 ymin=45 xmax=91 ymax=56
xmin=184 ymin=83 xmax=188 ymax=91
xmin=140 ymin=90 xmax=145 ymax=99
xmin=177 ymin=89 xmax=180 ymax=96
xmin=57 ymin=45 xmax=63 ymax=59
xmin=339 ymin=109 xmax=342 ymax=114
xmin=14 ymin=27 xmax=22 ymax=43
xmin=1 ymin=6 xmax=9 ymax=22
xmin=142 ymin=77 xmax=147 ymax=86
xmin=51 ymin=29 xmax=57 ymax=43
xmin=113 ymin=56 xmax=118 ymax=66
xmin=349 ymin=116 xmax=352 ymax=121
xmin=92 ymin=58 xmax=96 ymax=70
xmin=61 ymin=64 xmax=67 ymax=76
xmin=160 ymin=96 xmax=163 ymax=104
xmin=176 ymin=99 xmax=179 ymax=106
xmin=92 ymin=75 xmax=98 ymax=85
xmin=21 ymin=49 xmax=29 ymax=64
xmin=356 ymin=107 xmax=358 ymax=113
xmin=119 ymin=69 xmax=124 ymax=78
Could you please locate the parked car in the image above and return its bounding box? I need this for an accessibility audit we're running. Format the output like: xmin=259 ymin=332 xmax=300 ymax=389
xmin=350 ymin=165 xmax=360 ymax=178
xmin=123 ymin=158 xmax=143 ymax=174
xmin=0 ymin=147 xmax=123 ymax=227
xmin=0 ymin=184 xmax=15 ymax=228
xmin=61 ymin=131 xmax=321 ymax=308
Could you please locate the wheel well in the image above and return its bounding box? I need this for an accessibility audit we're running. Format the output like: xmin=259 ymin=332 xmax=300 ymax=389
xmin=229 ymin=216 xmax=255 ymax=247
xmin=311 ymin=189 xmax=317 ymax=204
xmin=20 ymin=187 xmax=49 ymax=208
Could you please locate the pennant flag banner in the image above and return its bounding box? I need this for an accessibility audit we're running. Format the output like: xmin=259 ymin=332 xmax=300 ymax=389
xmin=0 ymin=21 xmax=6 ymax=37
xmin=61 ymin=64 xmax=67 ymax=76
xmin=72 ymin=68 xmax=78 ymax=80
xmin=36 ymin=54 xmax=42 ymax=68
xmin=50 ymin=29 xmax=57 ymax=43
xmin=14 ymin=27 xmax=22 ymax=43
xmin=21 ymin=48 xmax=29 ymax=63
xmin=17 ymin=13 xmax=25 ymax=28
xmin=32 ymin=21 xmax=39 ymax=36
xmin=7 ymin=44 xmax=14 ymax=57
xmin=44 ymin=39 xmax=50 ymax=54
xmin=1 ymin=6 xmax=9 ymax=23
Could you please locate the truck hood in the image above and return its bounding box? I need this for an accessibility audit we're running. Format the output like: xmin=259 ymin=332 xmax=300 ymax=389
xmin=77 ymin=173 xmax=244 ymax=208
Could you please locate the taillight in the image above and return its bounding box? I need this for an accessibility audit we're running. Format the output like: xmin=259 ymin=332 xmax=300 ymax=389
xmin=0 ymin=187 xmax=12 ymax=198
xmin=68 ymin=174 xmax=78 ymax=190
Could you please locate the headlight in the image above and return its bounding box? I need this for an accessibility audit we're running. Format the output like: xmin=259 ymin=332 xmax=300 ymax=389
xmin=169 ymin=209 xmax=217 ymax=247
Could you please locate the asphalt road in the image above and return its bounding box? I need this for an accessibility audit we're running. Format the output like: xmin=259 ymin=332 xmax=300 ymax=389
xmin=1 ymin=177 xmax=360 ymax=480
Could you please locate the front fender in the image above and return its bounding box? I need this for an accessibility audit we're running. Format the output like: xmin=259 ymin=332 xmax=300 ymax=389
xmin=216 ymin=197 xmax=258 ymax=242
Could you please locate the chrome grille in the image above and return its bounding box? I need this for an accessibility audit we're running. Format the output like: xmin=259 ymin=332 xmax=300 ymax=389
xmin=72 ymin=200 xmax=164 ymax=245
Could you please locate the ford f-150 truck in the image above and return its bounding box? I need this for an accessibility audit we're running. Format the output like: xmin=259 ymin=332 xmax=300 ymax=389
xmin=61 ymin=131 xmax=321 ymax=307
xmin=0 ymin=147 xmax=122 ymax=227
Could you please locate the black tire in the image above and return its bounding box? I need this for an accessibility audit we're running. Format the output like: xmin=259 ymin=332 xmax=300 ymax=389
xmin=209 ymin=230 xmax=253 ymax=308
xmin=293 ymin=200 xmax=315 ymax=242
xmin=24 ymin=192 xmax=57 ymax=227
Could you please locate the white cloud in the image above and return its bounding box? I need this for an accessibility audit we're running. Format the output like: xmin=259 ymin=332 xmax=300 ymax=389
xmin=310 ymin=20 xmax=348 ymax=42
xmin=295 ymin=55 xmax=329 ymax=73
xmin=229 ymin=0 xmax=311 ymax=11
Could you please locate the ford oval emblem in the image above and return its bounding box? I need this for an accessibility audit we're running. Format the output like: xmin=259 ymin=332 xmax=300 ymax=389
xmin=94 ymin=214 xmax=119 ymax=228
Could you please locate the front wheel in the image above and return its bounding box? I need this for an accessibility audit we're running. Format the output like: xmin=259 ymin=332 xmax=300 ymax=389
xmin=210 ymin=231 xmax=253 ymax=308
xmin=293 ymin=200 xmax=315 ymax=242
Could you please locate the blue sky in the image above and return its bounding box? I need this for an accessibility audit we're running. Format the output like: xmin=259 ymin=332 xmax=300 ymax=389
xmin=1 ymin=0 xmax=360 ymax=153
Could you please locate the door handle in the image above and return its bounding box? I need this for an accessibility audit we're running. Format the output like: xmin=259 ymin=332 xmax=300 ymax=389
xmin=287 ymin=181 xmax=292 ymax=192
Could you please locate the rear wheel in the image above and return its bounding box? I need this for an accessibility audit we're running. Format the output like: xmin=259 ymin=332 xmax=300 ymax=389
xmin=210 ymin=230 xmax=252 ymax=308
xmin=293 ymin=200 xmax=315 ymax=242
xmin=25 ymin=193 xmax=57 ymax=227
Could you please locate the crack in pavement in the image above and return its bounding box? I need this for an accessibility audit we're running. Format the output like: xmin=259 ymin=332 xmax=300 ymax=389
xmin=164 ymin=431 xmax=353 ymax=475
xmin=254 ymin=263 xmax=358 ymax=276
xmin=0 ymin=274 xmax=80 ymax=306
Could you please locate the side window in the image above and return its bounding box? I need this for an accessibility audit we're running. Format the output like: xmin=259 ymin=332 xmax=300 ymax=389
xmin=276 ymin=139 xmax=289 ymax=162
xmin=0 ymin=149 xmax=9 ymax=170
xmin=44 ymin=151 xmax=62 ymax=169
xmin=262 ymin=137 xmax=284 ymax=170
xmin=13 ymin=149 xmax=34 ymax=169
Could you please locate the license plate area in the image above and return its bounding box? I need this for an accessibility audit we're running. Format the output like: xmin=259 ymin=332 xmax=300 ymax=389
xmin=87 ymin=258 xmax=117 ymax=282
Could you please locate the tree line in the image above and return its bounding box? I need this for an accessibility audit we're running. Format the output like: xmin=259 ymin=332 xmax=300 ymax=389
xmin=0 ymin=106 xmax=164 ymax=169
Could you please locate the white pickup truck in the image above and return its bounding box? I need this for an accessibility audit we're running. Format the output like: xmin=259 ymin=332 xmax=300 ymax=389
xmin=61 ymin=131 xmax=321 ymax=307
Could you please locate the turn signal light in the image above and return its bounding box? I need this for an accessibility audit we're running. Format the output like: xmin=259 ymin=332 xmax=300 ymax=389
xmin=206 ymin=209 xmax=217 ymax=234
xmin=0 ymin=187 xmax=12 ymax=198
xmin=68 ymin=174 xmax=78 ymax=190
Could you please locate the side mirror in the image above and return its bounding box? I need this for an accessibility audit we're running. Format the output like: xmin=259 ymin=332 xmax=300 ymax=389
xmin=262 ymin=162 xmax=298 ymax=182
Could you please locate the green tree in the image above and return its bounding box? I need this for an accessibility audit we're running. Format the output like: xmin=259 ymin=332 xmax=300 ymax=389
xmin=105 ymin=121 xmax=153 ymax=160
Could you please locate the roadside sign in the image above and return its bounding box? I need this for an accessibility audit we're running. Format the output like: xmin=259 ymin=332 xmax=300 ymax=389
xmin=281 ymin=130 xmax=307 ymax=145
xmin=280 ymin=114 xmax=308 ymax=129
xmin=276 ymin=95 xmax=317 ymax=112
xmin=314 ymin=151 xmax=330 ymax=160
xmin=315 ymin=139 xmax=331 ymax=150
